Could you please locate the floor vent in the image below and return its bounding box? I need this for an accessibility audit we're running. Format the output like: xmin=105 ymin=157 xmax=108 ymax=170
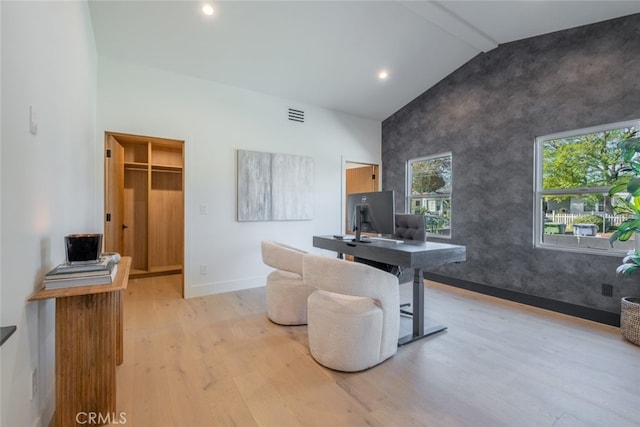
xmin=288 ymin=108 xmax=304 ymax=123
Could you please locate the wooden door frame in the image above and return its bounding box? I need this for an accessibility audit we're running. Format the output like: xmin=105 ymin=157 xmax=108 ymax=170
xmin=104 ymin=134 xmax=125 ymax=257
xmin=103 ymin=131 xmax=186 ymax=298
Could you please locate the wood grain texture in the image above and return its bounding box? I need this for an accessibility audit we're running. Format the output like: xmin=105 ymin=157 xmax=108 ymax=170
xmin=106 ymin=133 xmax=184 ymax=278
xmin=149 ymin=170 xmax=183 ymax=269
xmin=56 ymin=292 xmax=117 ymax=427
xmin=151 ymin=144 xmax=183 ymax=167
xmin=28 ymin=257 xmax=131 ymax=300
xmin=345 ymin=164 xmax=379 ymax=234
xmin=104 ymin=134 xmax=125 ymax=255
xmin=107 ymin=274 xmax=640 ymax=427
xmin=29 ymin=258 xmax=131 ymax=427
xmin=346 ymin=165 xmax=378 ymax=194
xmin=124 ymin=168 xmax=149 ymax=271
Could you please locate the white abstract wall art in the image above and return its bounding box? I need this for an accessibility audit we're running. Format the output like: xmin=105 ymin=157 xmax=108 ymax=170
xmin=237 ymin=149 xmax=314 ymax=221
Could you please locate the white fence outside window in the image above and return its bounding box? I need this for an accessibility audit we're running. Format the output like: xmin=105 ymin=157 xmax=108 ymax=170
xmin=544 ymin=212 xmax=630 ymax=231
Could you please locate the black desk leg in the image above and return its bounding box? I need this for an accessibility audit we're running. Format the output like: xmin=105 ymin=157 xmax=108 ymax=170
xmin=414 ymin=267 xmax=424 ymax=336
xmin=398 ymin=267 xmax=447 ymax=346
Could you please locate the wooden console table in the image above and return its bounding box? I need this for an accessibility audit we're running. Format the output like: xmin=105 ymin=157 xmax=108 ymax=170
xmin=28 ymin=257 xmax=131 ymax=427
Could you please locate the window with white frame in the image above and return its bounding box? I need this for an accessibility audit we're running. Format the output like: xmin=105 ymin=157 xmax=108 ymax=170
xmin=407 ymin=153 xmax=452 ymax=238
xmin=534 ymin=119 xmax=639 ymax=254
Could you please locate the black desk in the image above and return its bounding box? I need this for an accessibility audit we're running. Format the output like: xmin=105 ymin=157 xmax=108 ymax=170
xmin=313 ymin=235 xmax=466 ymax=345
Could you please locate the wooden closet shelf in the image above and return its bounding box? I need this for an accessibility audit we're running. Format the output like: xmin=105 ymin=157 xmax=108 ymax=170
xmin=107 ymin=133 xmax=184 ymax=283
xmin=124 ymin=162 xmax=149 ymax=170
xmin=124 ymin=163 xmax=182 ymax=173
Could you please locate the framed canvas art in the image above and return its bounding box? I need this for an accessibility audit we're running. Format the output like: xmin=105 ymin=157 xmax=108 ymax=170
xmin=237 ymin=149 xmax=314 ymax=221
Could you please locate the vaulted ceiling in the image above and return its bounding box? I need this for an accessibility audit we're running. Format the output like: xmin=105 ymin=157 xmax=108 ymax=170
xmin=88 ymin=1 xmax=640 ymax=121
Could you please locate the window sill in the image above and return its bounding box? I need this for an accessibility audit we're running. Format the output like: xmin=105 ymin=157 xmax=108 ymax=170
xmin=535 ymin=234 xmax=634 ymax=257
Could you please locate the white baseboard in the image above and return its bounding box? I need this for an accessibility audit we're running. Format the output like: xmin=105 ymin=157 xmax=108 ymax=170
xmin=185 ymin=275 xmax=265 ymax=298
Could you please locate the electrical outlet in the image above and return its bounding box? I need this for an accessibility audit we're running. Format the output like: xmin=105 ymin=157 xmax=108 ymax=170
xmin=601 ymin=283 xmax=613 ymax=297
xmin=200 ymin=265 xmax=207 ymax=275
xmin=30 ymin=368 xmax=37 ymax=400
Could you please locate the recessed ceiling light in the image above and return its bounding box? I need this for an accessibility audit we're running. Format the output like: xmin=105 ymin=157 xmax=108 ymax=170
xmin=378 ymin=70 xmax=389 ymax=80
xmin=202 ymin=4 xmax=214 ymax=16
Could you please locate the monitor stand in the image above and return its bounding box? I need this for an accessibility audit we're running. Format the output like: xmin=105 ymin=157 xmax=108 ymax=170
xmin=354 ymin=205 xmax=371 ymax=243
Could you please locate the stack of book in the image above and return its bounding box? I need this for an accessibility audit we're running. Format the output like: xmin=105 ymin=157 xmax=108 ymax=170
xmin=44 ymin=257 xmax=118 ymax=289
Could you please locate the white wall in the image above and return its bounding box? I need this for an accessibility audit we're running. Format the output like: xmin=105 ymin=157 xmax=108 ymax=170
xmin=97 ymin=57 xmax=381 ymax=298
xmin=0 ymin=2 xmax=97 ymax=426
xmin=0 ymin=4 xmax=380 ymax=424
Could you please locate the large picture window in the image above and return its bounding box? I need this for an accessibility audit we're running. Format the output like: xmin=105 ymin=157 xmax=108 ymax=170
xmin=407 ymin=153 xmax=452 ymax=238
xmin=534 ymin=120 xmax=639 ymax=254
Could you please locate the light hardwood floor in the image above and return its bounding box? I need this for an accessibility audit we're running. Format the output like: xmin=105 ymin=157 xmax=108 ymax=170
xmin=110 ymin=275 xmax=640 ymax=427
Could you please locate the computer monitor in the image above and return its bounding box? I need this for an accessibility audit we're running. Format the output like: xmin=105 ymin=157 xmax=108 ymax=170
xmin=347 ymin=191 xmax=395 ymax=242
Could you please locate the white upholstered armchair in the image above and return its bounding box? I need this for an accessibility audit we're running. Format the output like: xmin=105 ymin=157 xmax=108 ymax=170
xmin=261 ymin=241 xmax=313 ymax=325
xmin=303 ymin=254 xmax=400 ymax=372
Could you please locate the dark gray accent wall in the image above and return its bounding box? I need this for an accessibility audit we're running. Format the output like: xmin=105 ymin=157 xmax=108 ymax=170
xmin=382 ymin=14 xmax=640 ymax=315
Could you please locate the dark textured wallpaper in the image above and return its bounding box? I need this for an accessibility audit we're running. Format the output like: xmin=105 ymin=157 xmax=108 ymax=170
xmin=382 ymin=14 xmax=640 ymax=315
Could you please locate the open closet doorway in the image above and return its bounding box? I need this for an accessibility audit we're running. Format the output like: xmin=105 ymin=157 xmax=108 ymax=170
xmin=104 ymin=131 xmax=185 ymax=291
xmin=344 ymin=161 xmax=379 ymax=235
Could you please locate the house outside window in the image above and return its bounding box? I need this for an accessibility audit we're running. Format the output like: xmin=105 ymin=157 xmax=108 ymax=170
xmin=407 ymin=153 xmax=452 ymax=238
xmin=534 ymin=119 xmax=639 ymax=254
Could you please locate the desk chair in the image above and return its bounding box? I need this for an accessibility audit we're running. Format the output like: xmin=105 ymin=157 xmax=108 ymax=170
xmin=355 ymin=214 xmax=427 ymax=316
xmin=261 ymin=241 xmax=314 ymax=325
xmin=394 ymin=214 xmax=427 ymax=316
xmin=394 ymin=213 xmax=427 ymax=242
xmin=304 ymin=254 xmax=400 ymax=372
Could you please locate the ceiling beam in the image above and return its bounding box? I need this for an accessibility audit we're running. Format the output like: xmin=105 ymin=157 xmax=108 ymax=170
xmin=399 ymin=1 xmax=499 ymax=53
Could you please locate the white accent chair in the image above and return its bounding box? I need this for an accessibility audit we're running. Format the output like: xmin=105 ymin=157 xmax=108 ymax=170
xmin=261 ymin=241 xmax=313 ymax=325
xmin=303 ymin=254 xmax=400 ymax=372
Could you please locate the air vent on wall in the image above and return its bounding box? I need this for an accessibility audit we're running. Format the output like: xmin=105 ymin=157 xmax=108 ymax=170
xmin=288 ymin=108 xmax=304 ymax=123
